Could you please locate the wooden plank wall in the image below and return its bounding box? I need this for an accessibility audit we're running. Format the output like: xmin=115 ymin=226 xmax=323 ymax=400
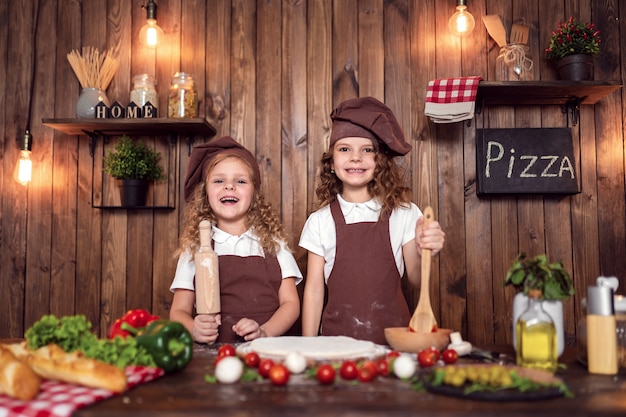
xmin=1 ymin=0 xmax=624 ymax=347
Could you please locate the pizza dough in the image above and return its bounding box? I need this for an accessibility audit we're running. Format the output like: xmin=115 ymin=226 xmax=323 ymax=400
xmin=244 ymin=336 xmax=382 ymax=360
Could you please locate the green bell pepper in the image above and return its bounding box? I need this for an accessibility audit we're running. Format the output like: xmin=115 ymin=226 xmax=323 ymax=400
xmin=135 ymin=320 xmax=193 ymax=373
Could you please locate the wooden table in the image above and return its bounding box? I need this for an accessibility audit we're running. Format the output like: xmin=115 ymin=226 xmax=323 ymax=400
xmin=72 ymin=344 xmax=626 ymax=417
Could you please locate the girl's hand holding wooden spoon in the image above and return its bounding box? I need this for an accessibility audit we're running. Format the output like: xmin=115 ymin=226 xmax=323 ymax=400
xmin=415 ymin=213 xmax=445 ymax=257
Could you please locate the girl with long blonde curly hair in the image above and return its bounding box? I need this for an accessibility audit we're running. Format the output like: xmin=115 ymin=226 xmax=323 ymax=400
xmin=170 ymin=136 xmax=302 ymax=344
xmin=299 ymin=97 xmax=446 ymax=344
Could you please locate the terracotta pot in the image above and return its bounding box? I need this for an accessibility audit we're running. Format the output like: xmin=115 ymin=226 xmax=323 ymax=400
xmin=117 ymin=179 xmax=150 ymax=207
xmin=513 ymin=293 xmax=564 ymax=356
xmin=556 ymin=54 xmax=594 ymax=81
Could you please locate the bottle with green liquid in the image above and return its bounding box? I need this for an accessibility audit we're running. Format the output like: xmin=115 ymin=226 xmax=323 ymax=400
xmin=515 ymin=289 xmax=558 ymax=372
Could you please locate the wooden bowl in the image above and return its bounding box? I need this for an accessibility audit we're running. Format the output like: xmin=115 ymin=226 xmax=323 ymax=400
xmin=384 ymin=327 xmax=452 ymax=353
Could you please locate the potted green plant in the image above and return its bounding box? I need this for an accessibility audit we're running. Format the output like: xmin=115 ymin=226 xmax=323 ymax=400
xmin=505 ymin=252 xmax=575 ymax=356
xmin=103 ymin=135 xmax=166 ymax=207
xmin=545 ymin=16 xmax=601 ymax=80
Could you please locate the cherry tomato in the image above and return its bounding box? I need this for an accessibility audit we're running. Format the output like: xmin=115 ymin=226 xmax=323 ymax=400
xmin=386 ymin=350 xmax=401 ymax=359
xmin=268 ymin=364 xmax=290 ymax=386
xmin=217 ymin=344 xmax=236 ymax=358
xmin=360 ymin=360 xmax=378 ymax=377
xmin=316 ymin=364 xmax=336 ymax=385
xmin=417 ymin=349 xmax=437 ymax=367
xmin=258 ymin=358 xmax=275 ymax=378
xmin=214 ymin=355 xmax=227 ymax=367
xmin=375 ymin=358 xmax=390 ymax=377
xmin=243 ymin=352 xmax=260 ymax=368
xmin=442 ymin=348 xmax=459 ymax=364
xmin=339 ymin=360 xmax=358 ymax=380
xmin=357 ymin=366 xmax=376 ymax=382
xmin=426 ymin=346 xmax=441 ymax=361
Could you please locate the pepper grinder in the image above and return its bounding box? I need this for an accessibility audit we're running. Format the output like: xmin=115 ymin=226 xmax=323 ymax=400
xmin=586 ymin=285 xmax=618 ymax=375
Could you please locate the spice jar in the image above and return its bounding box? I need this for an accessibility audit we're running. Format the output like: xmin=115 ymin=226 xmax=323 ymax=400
xmin=168 ymin=72 xmax=197 ymax=118
xmin=130 ymin=74 xmax=158 ymax=109
xmin=495 ymin=44 xmax=534 ymax=81
xmin=577 ymin=279 xmax=626 ymax=369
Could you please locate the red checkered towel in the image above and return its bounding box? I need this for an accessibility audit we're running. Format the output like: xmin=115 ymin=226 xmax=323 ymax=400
xmin=425 ymin=76 xmax=482 ymax=123
xmin=0 ymin=365 xmax=164 ymax=417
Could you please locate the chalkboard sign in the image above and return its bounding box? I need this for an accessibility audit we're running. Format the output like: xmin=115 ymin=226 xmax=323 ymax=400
xmin=476 ymin=128 xmax=580 ymax=195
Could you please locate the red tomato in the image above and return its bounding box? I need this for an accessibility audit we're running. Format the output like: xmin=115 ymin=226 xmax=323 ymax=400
xmin=360 ymin=360 xmax=378 ymax=377
xmin=217 ymin=344 xmax=236 ymax=358
xmin=258 ymin=358 xmax=275 ymax=378
xmin=431 ymin=324 xmax=438 ymax=332
xmin=339 ymin=360 xmax=358 ymax=380
xmin=316 ymin=364 xmax=336 ymax=385
xmin=268 ymin=364 xmax=290 ymax=386
xmin=417 ymin=349 xmax=437 ymax=367
xmin=214 ymin=355 xmax=227 ymax=367
xmin=357 ymin=366 xmax=376 ymax=382
xmin=375 ymin=358 xmax=390 ymax=377
xmin=426 ymin=346 xmax=441 ymax=361
xmin=442 ymin=349 xmax=459 ymax=364
xmin=386 ymin=350 xmax=401 ymax=359
xmin=243 ymin=352 xmax=260 ymax=368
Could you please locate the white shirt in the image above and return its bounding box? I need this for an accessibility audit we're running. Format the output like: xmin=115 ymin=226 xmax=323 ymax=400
xmin=298 ymin=194 xmax=422 ymax=282
xmin=170 ymin=226 xmax=303 ymax=291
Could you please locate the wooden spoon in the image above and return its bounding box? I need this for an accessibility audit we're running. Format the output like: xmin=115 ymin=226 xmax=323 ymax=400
xmin=482 ymin=15 xmax=508 ymax=48
xmin=408 ymin=206 xmax=437 ymax=333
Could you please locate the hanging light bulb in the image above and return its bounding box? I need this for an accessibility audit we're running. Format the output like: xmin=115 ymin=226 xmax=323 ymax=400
xmin=448 ymin=0 xmax=475 ymax=37
xmin=139 ymin=0 xmax=164 ymax=48
xmin=16 ymin=130 xmax=33 ymax=185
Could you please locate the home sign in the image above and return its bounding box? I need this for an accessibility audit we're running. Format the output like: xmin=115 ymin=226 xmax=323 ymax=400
xmin=476 ymin=128 xmax=579 ymax=195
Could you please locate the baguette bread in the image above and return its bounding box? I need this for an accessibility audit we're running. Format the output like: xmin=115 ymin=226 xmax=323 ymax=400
xmin=5 ymin=342 xmax=127 ymax=393
xmin=0 ymin=344 xmax=41 ymax=400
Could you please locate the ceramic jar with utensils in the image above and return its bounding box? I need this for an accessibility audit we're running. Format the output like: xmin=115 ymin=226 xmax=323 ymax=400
xmin=496 ymin=44 xmax=534 ymax=81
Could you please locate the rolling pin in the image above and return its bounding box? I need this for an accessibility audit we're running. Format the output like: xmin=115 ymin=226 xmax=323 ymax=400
xmin=194 ymin=220 xmax=220 ymax=314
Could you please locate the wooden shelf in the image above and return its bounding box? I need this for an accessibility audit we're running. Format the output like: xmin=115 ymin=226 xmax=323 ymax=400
xmin=42 ymin=117 xmax=217 ymax=210
xmin=42 ymin=117 xmax=217 ymax=137
xmin=476 ymin=81 xmax=621 ymax=106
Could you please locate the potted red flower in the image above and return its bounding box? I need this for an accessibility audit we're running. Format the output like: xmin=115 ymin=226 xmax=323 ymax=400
xmin=545 ymin=17 xmax=601 ymax=81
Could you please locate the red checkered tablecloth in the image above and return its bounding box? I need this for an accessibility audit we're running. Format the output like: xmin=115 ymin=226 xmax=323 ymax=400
xmin=425 ymin=76 xmax=482 ymax=104
xmin=0 ymin=366 xmax=164 ymax=417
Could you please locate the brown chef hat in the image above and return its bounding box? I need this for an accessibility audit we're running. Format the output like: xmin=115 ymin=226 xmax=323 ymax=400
xmin=183 ymin=136 xmax=261 ymax=202
xmin=329 ymin=96 xmax=411 ymax=157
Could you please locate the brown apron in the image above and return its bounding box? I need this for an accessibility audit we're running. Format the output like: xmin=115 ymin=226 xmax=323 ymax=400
xmin=211 ymin=253 xmax=282 ymax=343
xmin=322 ymin=199 xmax=410 ymax=344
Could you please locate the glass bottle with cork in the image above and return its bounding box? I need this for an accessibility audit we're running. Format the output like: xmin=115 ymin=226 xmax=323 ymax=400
xmin=515 ymin=288 xmax=558 ymax=372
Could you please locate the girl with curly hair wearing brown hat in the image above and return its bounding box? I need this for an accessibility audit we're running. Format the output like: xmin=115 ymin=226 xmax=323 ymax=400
xmin=300 ymin=97 xmax=445 ymax=344
xmin=169 ymin=136 xmax=302 ymax=344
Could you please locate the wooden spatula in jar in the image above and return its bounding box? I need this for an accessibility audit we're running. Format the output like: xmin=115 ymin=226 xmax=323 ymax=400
xmin=510 ymin=23 xmax=529 ymax=44
xmin=408 ymin=206 xmax=437 ymax=333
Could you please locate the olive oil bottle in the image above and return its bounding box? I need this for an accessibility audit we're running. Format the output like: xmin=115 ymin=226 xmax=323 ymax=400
xmin=515 ymin=289 xmax=558 ymax=372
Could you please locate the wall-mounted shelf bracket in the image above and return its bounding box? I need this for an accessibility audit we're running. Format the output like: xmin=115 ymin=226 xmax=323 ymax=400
xmin=562 ymin=97 xmax=581 ymax=126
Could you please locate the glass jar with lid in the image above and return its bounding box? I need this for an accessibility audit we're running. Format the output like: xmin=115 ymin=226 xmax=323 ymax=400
xmin=495 ymin=44 xmax=534 ymax=81
xmin=130 ymin=74 xmax=158 ymax=109
xmin=168 ymin=72 xmax=198 ymax=118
